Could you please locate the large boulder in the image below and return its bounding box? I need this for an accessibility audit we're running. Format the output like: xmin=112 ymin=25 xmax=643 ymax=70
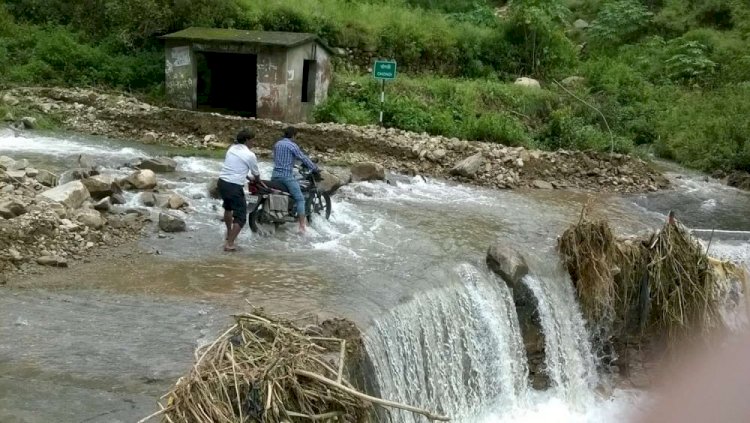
xmin=75 ymin=208 xmax=105 ymax=229
xmin=137 ymin=157 xmax=178 ymax=173
xmin=486 ymin=243 xmax=547 ymax=390
xmin=514 ymin=77 xmax=541 ymax=89
xmin=81 ymin=175 xmax=122 ymax=200
xmin=350 ymin=162 xmax=386 ymax=183
xmin=39 ymin=180 xmax=91 ymax=209
xmin=0 ymin=199 xmax=27 ymax=219
xmin=36 ymin=169 xmax=59 ymax=187
xmin=120 ymin=169 xmax=157 ymax=190
xmin=159 ymin=212 xmax=186 ymax=232
xmin=317 ymin=170 xmax=345 ymax=194
xmin=487 ymin=243 xmax=530 ymax=288
xmin=451 ymin=153 xmax=484 ymax=177
xmin=727 ymin=171 xmax=750 ymax=191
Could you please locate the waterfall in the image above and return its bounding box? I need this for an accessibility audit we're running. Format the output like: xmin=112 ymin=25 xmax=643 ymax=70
xmin=363 ymin=262 xmax=603 ymax=422
xmin=521 ymin=273 xmax=599 ymax=403
xmin=363 ymin=263 xmax=528 ymax=423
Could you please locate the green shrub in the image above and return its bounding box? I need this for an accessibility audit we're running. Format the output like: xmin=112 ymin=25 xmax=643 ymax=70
xmin=657 ymin=84 xmax=750 ymax=171
xmin=588 ymin=0 xmax=653 ymax=50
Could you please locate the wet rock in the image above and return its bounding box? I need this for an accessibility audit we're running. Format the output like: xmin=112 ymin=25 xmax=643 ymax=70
xmin=24 ymin=167 xmax=38 ymax=178
xmin=0 ymin=156 xmax=15 ymax=170
xmin=486 ymin=244 xmax=530 ymax=288
xmin=167 ymin=194 xmax=188 ymax=209
xmin=514 ymin=77 xmax=541 ymax=89
xmin=8 ymin=158 xmax=29 ymax=171
xmin=159 ymin=212 xmax=186 ymax=232
xmin=451 ymin=153 xmax=484 ymax=177
xmin=350 ymin=162 xmax=386 ymax=182
xmin=140 ymin=192 xmax=156 ymax=207
xmin=75 ymin=208 xmax=105 ymax=229
xmin=36 ymin=256 xmax=68 ymax=267
xmin=120 ymin=169 xmax=157 ymax=190
xmin=39 ymin=180 xmax=91 ymax=209
xmin=58 ymin=168 xmax=94 ymax=185
xmin=21 ymin=116 xmax=37 ymax=129
xmin=111 ymin=192 xmax=126 ymax=205
xmin=0 ymin=199 xmax=28 ymax=219
xmin=93 ymin=197 xmax=112 ymax=212
xmin=317 ymin=170 xmax=345 ymax=194
xmin=727 ymin=171 xmax=750 ymax=191
xmin=75 ymin=154 xmax=98 ymax=171
xmin=533 ymin=180 xmax=554 ymax=190
xmin=81 ymin=175 xmax=121 ymax=200
xmin=137 ymin=157 xmax=177 ymax=173
xmin=34 ymin=169 xmax=58 ymax=187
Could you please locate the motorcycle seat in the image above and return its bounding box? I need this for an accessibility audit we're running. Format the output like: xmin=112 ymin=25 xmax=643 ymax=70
xmin=258 ymin=180 xmax=289 ymax=194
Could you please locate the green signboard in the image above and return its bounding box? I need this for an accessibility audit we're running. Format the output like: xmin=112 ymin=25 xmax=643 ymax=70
xmin=373 ymin=60 xmax=397 ymax=80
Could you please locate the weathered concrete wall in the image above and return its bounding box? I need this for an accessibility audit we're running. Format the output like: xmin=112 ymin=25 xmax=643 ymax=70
xmin=165 ymin=43 xmax=197 ymax=110
xmin=256 ymin=48 xmax=288 ymax=122
xmin=315 ymin=47 xmax=332 ymax=106
xmin=286 ymin=42 xmax=333 ymax=123
xmin=286 ymin=43 xmax=311 ymax=123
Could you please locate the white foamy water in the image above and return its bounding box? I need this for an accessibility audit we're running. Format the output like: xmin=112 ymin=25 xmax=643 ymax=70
xmin=364 ymin=263 xmax=529 ymax=423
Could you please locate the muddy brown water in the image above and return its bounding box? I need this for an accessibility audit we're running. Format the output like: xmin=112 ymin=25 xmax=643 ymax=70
xmin=1 ymin=131 xmax=749 ymax=422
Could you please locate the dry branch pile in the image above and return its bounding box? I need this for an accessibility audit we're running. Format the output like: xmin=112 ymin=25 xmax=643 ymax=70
xmin=140 ymin=312 xmax=449 ymax=423
xmin=559 ymin=210 xmax=748 ymax=348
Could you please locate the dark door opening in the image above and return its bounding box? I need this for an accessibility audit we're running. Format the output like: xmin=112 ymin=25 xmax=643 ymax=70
xmin=301 ymin=59 xmax=317 ymax=103
xmin=196 ymin=52 xmax=257 ymax=117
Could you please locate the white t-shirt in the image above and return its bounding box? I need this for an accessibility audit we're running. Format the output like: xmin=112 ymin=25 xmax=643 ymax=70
xmin=218 ymin=144 xmax=260 ymax=186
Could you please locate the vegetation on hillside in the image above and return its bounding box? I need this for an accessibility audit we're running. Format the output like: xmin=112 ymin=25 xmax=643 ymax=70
xmin=0 ymin=0 xmax=748 ymax=172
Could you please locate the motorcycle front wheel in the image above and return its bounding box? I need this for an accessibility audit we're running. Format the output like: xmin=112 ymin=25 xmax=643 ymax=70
xmin=307 ymin=192 xmax=332 ymax=224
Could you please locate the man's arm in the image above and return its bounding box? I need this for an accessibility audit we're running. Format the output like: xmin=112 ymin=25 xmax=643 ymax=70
xmin=245 ymin=151 xmax=261 ymax=181
xmin=291 ymin=143 xmax=318 ymax=172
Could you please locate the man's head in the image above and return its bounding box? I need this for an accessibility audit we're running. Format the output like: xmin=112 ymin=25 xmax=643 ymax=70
xmin=235 ymin=128 xmax=255 ymax=146
xmin=283 ymin=126 xmax=296 ymax=140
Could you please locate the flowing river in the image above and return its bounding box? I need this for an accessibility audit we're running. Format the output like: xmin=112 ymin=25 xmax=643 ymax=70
xmin=1 ymin=131 xmax=749 ymax=423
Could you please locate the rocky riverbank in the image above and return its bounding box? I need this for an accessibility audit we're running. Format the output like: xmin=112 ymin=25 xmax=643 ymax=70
xmin=0 ymin=153 xmax=180 ymax=283
xmin=3 ymin=87 xmax=669 ymax=193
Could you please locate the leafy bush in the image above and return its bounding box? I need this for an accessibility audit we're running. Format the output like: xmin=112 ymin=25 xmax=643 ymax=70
xmin=657 ymin=84 xmax=750 ymax=171
xmin=588 ymin=0 xmax=653 ymax=50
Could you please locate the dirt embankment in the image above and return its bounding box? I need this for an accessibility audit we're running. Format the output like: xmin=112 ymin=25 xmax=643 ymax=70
xmin=4 ymin=87 xmax=669 ymax=193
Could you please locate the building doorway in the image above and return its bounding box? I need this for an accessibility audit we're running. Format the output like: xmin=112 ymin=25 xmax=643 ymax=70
xmin=196 ymin=52 xmax=257 ymax=117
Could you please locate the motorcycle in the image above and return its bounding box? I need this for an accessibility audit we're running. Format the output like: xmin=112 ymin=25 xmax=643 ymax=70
xmin=246 ymin=166 xmax=332 ymax=233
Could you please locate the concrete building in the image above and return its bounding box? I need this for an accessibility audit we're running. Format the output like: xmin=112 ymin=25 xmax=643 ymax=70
xmin=160 ymin=27 xmax=334 ymax=123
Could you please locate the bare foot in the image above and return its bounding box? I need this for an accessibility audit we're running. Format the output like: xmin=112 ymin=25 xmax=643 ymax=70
xmin=224 ymin=244 xmax=237 ymax=252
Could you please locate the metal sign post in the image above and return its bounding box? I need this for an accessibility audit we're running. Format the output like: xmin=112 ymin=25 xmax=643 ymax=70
xmin=373 ymin=60 xmax=397 ymax=126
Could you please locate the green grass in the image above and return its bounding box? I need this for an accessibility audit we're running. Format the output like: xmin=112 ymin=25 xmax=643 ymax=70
xmin=2 ymin=0 xmax=750 ymax=171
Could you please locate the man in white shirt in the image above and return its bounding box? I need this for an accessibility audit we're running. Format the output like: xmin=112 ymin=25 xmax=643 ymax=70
xmin=217 ymin=128 xmax=260 ymax=251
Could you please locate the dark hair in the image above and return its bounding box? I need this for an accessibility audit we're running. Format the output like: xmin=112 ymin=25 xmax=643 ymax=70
xmin=235 ymin=128 xmax=255 ymax=143
xmin=283 ymin=126 xmax=296 ymax=139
